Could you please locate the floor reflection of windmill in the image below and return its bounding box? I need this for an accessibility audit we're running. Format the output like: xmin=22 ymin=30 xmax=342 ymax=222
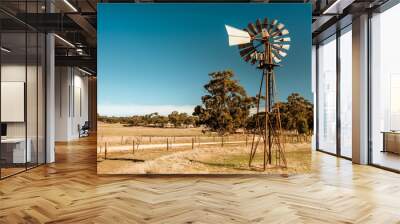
xmin=225 ymin=18 xmax=289 ymax=170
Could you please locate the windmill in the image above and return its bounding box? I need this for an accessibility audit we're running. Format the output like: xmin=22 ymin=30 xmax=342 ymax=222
xmin=225 ymin=18 xmax=289 ymax=170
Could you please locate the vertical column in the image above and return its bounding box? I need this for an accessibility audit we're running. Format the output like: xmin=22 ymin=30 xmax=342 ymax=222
xmin=352 ymin=14 xmax=369 ymax=164
xmin=46 ymin=1 xmax=55 ymax=163
xmin=311 ymin=45 xmax=317 ymax=150
xmin=336 ymin=30 xmax=341 ymax=156
xmin=88 ymin=77 xmax=97 ymax=132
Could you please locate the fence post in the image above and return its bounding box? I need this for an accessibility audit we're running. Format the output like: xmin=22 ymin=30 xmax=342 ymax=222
xmin=192 ymin=137 xmax=194 ymax=149
xmin=221 ymin=136 xmax=224 ymax=147
xmin=245 ymin=135 xmax=248 ymax=147
xmin=198 ymin=137 xmax=201 ymax=147
xmin=105 ymin=142 xmax=108 ymax=160
xmin=167 ymin=138 xmax=169 ymax=151
xmin=133 ymin=140 xmax=135 ymax=155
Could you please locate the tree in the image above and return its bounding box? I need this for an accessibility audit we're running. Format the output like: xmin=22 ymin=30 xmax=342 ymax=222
xmin=279 ymin=93 xmax=313 ymax=134
xmin=193 ymin=70 xmax=254 ymax=134
xmin=296 ymin=117 xmax=309 ymax=134
xmin=245 ymin=93 xmax=313 ymax=134
xmin=168 ymin=111 xmax=181 ymax=127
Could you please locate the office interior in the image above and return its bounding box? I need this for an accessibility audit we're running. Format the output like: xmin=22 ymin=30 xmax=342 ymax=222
xmin=0 ymin=0 xmax=96 ymax=179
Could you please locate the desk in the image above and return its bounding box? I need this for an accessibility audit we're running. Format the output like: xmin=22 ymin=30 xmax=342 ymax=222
xmin=382 ymin=131 xmax=400 ymax=154
xmin=1 ymin=138 xmax=31 ymax=163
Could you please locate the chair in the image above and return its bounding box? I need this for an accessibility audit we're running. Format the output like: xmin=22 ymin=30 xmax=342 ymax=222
xmin=79 ymin=121 xmax=90 ymax=138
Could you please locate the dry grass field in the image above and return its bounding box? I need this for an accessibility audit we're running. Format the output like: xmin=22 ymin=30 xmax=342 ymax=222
xmin=97 ymin=122 xmax=311 ymax=174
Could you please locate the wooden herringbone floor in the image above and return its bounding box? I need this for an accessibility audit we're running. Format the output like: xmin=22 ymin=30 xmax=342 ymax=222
xmin=1 ymin=136 xmax=400 ymax=224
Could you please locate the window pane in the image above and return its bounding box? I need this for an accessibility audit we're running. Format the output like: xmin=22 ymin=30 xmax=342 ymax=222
xmin=371 ymin=3 xmax=400 ymax=171
xmin=318 ymin=36 xmax=337 ymax=154
xmin=340 ymin=28 xmax=352 ymax=158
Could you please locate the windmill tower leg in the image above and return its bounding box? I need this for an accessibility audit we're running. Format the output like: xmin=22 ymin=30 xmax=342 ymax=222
xmin=249 ymin=73 xmax=264 ymax=168
xmin=264 ymin=69 xmax=268 ymax=170
xmin=268 ymin=68 xmax=273 ymax=166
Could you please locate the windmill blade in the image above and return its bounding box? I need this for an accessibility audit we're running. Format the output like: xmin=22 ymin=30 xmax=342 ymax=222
xmin=239 ymin=47 xmax=256 ymax=57
xmin=225 ymin=25 xmax=251 ymax=46
xmin=256 ymin=19 xmax=263 ymax=33
xmin=268 ymin=19 xmax=278 ymax=33
xmin=272 ymin=52 xmax=282 ymax=64
xmin=270 ymin=23 xmax=286 ymax=37
xmin=273 ymin=43 xmax=290 ymax=51
xmin=250 ymin=57 xmax=257 ymax=65
xmin=274 ymin=49 xmax=287 ymax=58
xmin=243 ymin=54 xmax=252 ymax=62
xmin=238 ymin=43 xmax=253 ymax=50
xmin=272 ymin=51 xmax=283 ymax=60
xmin=244 ymin=28 xmax=255 ymax=37
xmin=280 ymin=29 xmax=289 ymax=36
xmin=272 ymin=33 xmax=290 ymax=40
xmin=262 ymin=18 xmax=269 ymax=30
xmin=275 ymin=37 xmax=291 ymax=43
xmin=273 ymin=56 xmax=282 ymax=64
xmin=271 ymin=44 xmax=289 ymax=53
xmin=275 ymin=41 xmax=291 ymax=46
xmin=247 ymin=23 xmax=258 ymax=36
xmin=279 ymin=51 xmax=288 ymax=58
xmin=276 ymin=23 xmax=285 ymax=31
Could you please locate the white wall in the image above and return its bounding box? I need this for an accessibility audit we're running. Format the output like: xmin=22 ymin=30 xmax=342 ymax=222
xmin=55 ymin=67 xmax=89 ymax=141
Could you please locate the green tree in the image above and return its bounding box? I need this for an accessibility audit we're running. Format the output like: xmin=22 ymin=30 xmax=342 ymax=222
xmin=193 ymin=70 xmax=254 ymax=134
xmin=245 ymin=93 xmax=313 ymax=134
xmin=168 ymin=111 xmax=181 ymax=127
xmin=280 ymin=93 xmax=313 ymax=134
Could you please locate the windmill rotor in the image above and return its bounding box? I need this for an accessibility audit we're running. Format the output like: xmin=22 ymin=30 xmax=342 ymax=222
xmin=225 ymin=17 xmax=291 ymax=66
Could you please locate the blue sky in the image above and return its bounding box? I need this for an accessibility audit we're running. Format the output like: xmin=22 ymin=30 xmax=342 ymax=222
xmin=98 ymin=3 xmax=311 ymax=116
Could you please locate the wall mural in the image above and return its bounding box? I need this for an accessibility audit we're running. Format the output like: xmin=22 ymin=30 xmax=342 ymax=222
xmin=97 ymin=3 xmax=312 ymax=174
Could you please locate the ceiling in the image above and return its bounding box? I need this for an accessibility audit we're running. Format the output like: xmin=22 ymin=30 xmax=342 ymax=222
xmin=0 ymin=0 xmax=391 ymax=75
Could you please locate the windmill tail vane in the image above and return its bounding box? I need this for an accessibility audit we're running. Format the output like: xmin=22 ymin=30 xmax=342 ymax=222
xmin=225 ymin=17 xmax=290 ymax=170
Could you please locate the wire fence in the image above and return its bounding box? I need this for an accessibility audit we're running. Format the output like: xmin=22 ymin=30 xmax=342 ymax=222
xmin=97 ymin=134 xmax=312 ymax=160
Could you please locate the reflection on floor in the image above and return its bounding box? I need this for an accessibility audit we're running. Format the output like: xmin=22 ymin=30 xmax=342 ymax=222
xmin=0 ymin=167 xmax=25 ymax=178
xmin=0 ymin=163 xmax=42 ymax=179
xmin=373 ymin=151 xmax=400 ymax=171
xmin=0 ymin=136 xmax=400 ymax=223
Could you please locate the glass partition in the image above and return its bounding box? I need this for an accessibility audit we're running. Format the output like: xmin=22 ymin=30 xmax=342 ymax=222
xmin=0 ymin=1 xmax=46 ymax=179
xmin=1 ymin=30 xmax=28 ymax=177
xmin=317 ymin=35 xmax=337 ymax=154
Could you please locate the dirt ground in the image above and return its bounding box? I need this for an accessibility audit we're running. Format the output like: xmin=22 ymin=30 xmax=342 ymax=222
xmin=97 ymin=122 xmax=311 ymax=175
